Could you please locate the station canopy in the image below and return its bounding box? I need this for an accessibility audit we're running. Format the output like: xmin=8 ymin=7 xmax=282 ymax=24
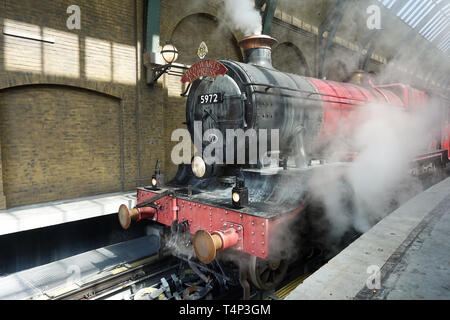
xmin=377 ymin=0 xmax=450 ymax=55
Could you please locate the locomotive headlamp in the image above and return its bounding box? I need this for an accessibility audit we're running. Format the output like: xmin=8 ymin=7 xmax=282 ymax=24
xmin=232 ymin=178 xmax=248 ymax=208
xmin=151 ymin=176 xmax=159 ymax=190
xmin=150 ymin=160 xmax=161 ymax=190
xmin=191 ymin=156 xmax=223 ymax=179
xmin=192 ymin=156 xmax=207 ymax=178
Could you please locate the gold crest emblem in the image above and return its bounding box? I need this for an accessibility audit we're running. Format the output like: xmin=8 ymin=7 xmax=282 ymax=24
xmin=197 ymin=41 xmax=208 ymax=60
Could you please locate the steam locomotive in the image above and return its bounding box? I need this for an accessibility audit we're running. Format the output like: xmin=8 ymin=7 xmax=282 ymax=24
xmin=118 ymin=35 xmax=449 ymax=291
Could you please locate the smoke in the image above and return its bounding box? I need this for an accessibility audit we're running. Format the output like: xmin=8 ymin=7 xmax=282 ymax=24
xmin=308 ymin=100 xmax=441 ymax=251
xmin=220 ymin=0 xmax=262 ymax=36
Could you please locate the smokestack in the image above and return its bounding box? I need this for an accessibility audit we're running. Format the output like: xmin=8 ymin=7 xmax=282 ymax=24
xmin=239 ymin=35 xmax=278 ymax=68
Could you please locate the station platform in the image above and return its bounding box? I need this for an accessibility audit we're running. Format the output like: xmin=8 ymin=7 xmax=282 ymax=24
xmin=0 ymin=192 xmax=136 ymax=236
xmin=286 ymin=177 xmax=450 ymax=300
xmin=0 ymin=235 xmax=160 ymax=300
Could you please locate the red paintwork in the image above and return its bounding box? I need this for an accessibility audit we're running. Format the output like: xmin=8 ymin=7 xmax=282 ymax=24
xmin=443 ymin=124 xmax=450 ymax=160
xmin=136 ymin=188 xmax=309 ymax=259
xmin=307 ymin=79 xmax=404 ymax=152
xmin=213 ymin=228 xmax=239 ymax=250
xmin=376 ymin=83 xmax=427 ymax=108
xmin=307 ymin=79 xmax=450 ymax=162
xmin=136 ymin=207 xmax=156 ymax=221
xmin=137 ymin=190 xmax=177 ymax=226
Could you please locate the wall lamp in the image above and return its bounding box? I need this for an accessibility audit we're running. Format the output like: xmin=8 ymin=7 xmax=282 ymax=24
xmin=151 ymin=41 xmax=179 ymax=83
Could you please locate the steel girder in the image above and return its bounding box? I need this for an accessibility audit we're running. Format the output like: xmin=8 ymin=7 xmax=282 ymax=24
xmin=145 ymin=0 xmax=161 ymax=53
xmin=256 ymin=0 xmax=278 ymax=35
xmin=317 ymin=0 xmax=351 ymax=79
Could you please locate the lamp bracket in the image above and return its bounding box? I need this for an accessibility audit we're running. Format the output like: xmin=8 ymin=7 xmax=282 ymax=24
xmin=152 ymin=63 xmax=172 ymax=83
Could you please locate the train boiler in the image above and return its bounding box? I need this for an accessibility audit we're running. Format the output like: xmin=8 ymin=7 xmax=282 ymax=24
xmin=118 ymin=35 xmax=449 ymax=291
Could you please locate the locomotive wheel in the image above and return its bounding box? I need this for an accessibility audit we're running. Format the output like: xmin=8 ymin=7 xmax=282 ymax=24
xmin=247 ymin=256 xmax=288 ymax=291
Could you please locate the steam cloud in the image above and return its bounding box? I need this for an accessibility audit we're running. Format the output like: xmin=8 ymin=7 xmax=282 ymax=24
xmin=221 ymin=0 xmax=262 ymax=36
xmin=308 ymin=100 xmax=441 ymax=251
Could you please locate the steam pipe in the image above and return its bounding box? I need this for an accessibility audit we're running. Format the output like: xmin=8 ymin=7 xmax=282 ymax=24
xmin=145 ymin=0 xmax=161 ymax=53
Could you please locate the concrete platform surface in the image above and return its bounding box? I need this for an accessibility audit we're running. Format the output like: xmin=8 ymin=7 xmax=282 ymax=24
xmin=0 ymin=192 xmax=136 ymax=236
xmin=0 ymin=235 xmax=159 ymax=300
xmin=286 ymin=177 xmax=450 ymax=300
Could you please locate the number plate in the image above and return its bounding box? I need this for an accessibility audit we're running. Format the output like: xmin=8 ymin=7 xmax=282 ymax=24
xmin=198 ymin=93 xmax=223 ymax=105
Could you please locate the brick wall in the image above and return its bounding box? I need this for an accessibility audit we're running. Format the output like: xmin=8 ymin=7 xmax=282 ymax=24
xmin=0 ymin=85 xmax=122 ymax=207
xmin=0 ymin=0 xmax=142 ymax=208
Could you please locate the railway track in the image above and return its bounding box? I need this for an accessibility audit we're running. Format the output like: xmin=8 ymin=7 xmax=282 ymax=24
xmin=31 ymin=254 xmax=178 ymax=300
xmin=30 ymin=248 xmax=316 ymax=300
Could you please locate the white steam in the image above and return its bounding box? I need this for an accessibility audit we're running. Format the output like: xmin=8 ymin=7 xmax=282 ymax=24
xmin=347 ymin=104 xmax=429 ymax=225
xmin=222 ymin=0 xmax=262 ymax=36
xmin=309 ymin=101 xmax=440 ymax=249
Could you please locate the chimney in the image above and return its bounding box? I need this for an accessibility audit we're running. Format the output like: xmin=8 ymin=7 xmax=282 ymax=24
xmin=239 ymin=35 xmax=278 ymax=68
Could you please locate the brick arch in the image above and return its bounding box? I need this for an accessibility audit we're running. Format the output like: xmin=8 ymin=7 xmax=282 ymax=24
xmin=163 ymin=5 xmax=243 ymax=45
xmin=0 ymin=78 xmax=125 ymax=100
xmin=0 ymin=84 xmax=124 ymax=208
xmin=169 ymin=13 xmax=243 ymax=65
xmin=272 ymin=42 xmax=311 ymax=76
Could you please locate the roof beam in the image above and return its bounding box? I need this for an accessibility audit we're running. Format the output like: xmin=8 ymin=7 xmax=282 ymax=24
xmin=255 ymin=0 xmax=266 ymax=9
xmin=256 ymin=0 xmax=278 ymax=35
xmin=262 ymin=0 xmax=278 ymax=35
xmin=317 ymin=0 xmax=351 ymax=78
xmin=360 ymin=30 xmax=382 ymax=70
xmin=145 ymin=0 xmax=161 ymax=53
